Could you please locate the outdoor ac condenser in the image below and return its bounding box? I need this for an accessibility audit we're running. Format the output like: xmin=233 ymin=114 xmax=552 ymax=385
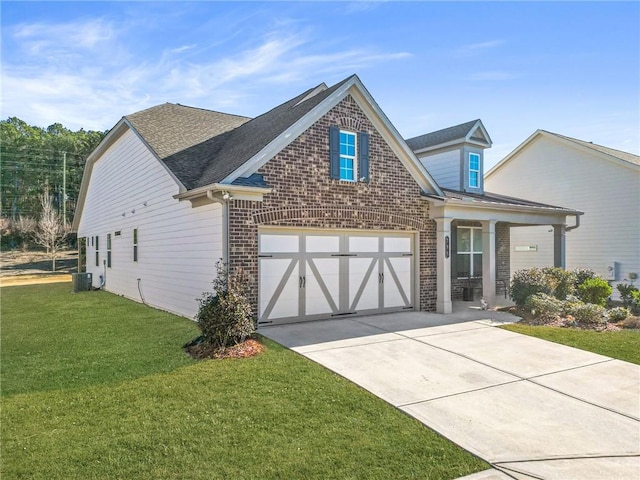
xmin=71 ymin=272 xmax=93 ymax=293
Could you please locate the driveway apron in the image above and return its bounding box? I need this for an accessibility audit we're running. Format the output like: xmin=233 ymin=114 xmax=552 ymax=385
xmin=261 ymin=312 xmax=640 ymax=480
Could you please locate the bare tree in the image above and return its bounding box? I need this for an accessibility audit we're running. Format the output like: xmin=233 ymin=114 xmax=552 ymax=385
xmin=17 ymin=215 xmax=36 ymax=251
xmin=33 ymin=190 xmax=69 ymax=271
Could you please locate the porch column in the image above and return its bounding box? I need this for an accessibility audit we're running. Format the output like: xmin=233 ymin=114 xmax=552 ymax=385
xmin=553 ymin=224 xmax=566 ymax=268
xmin=481 ymin=220 xmax=497 ymax=308
xmin=435 ymin=217 xmax=453 ymax=314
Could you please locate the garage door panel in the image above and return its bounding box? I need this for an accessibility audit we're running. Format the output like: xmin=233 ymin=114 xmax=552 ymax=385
xmin=384 ymin=236 xmax=412 ymax=253
xmin=348 ymin=257 xmax=379 ymax=311
xmin=259 ymin=258 xmax=299 ymax=320
xmin=349 ymin=236 xmax=379 ymax=253
xmin=260 ymin=234 xmax=299 ymax=253
xmin=306 ymin=235 xmax=340 ymax=253
xmin=383 ymin=257 xmax=412 ymax=308
xmin=305 ymin=258 xmax=340 ymax=316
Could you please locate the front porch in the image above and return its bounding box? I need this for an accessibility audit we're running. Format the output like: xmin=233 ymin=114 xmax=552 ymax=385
xmin=427 ymin=189 xmax=582 ymax=314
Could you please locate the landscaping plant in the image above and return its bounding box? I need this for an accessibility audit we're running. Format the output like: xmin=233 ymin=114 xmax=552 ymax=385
xmin=525 ymin=293 xmax=563 ymax=323
xmin=576 ymin=277 xmax=612 ymax=307
xmin=195 ymin=261 xmax=254 ymax=350
xmin=510 ymin=268 xmax=552 ymax=306
xmin=542 ymin=267 xmax=576 ymax=300
xmin=607 ymin=307 xmax=630 ymax=323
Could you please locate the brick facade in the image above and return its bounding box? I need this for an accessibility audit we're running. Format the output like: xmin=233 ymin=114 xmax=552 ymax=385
xmin=228 ymin=95 xmax=437 ymax=319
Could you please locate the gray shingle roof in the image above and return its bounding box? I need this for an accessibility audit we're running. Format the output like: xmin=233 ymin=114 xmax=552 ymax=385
xmin=124 ymin=76 xmax=354 ymax=190
xmin=544 ymin=131 xmax=640 ymax=166
xmin=437 ymin=188 xmax=580 ymax=213
xmin=405 ymin=120 xmax=480 ymax=151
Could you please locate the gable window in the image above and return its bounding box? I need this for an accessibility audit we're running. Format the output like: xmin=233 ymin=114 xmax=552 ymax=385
xmin=95 ymin=236 xmax=100 ymax=267
xmin=469 ymin=153 xmax=480 ymax=188
xmin=339 ymin=131 xmax=357 ymax=181
xmin=329 ymin=125 xmax=369 ymax=183
xmin=133 ymin=228 xmax=138 ymax=262
xmin=457 ymin=227 xmax=482 ymax=277
xmin=107 ymin=234 xmax=112 ymax=268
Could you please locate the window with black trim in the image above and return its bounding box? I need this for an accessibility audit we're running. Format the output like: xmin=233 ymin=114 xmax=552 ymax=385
xmin=133 ymin=228 xmax=138 ymax=262
xmin=95 ymin=236 xmax=99 ymax=267
xmin=107 ymin=233 xmax=112 ymax=268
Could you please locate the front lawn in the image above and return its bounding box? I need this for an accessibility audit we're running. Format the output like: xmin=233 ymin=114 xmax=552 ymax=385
xmin=1 ymin=283 xmax=486 ymax=479
xmin=501 ymin=323 xmax=640 ymax=365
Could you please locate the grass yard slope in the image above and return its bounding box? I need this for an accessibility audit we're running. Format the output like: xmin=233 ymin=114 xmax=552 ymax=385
xmin=1 ymin=283 xmax=487 ymax=479
xmin=501 ymin=323 xmax=640 ymax=365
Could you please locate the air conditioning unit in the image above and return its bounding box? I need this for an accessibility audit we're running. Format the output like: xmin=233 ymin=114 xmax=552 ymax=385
xmin=72 ymin=272 xmax=93 ymax=293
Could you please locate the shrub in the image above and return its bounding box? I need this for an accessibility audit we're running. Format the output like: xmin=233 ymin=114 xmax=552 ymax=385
xmin=573 ymin=268 xmax=599 ymax=289
xmin=567 ymin=302 xmax=606 ymax=326
xmin=577 ymin=278 xmax=612 ymax=306
xmin=617 ymin=283 xmax=639 ymax=312
xmin=195 ymin=261 xmax=254 ymax=350
xmin=607 ymin=307 xmax=630 ymax=322
xmin=525 ymin=293 xmax=563 ymax=323
xmin=631 ymin=290 xmax=640 ymax=315
xmin=542 ymin=267 xmax=576 ymax=300
xmin=622 ymin=316 xmax=640 ymax=329
xmin=510 ymin=268 xmax=552 ymax=306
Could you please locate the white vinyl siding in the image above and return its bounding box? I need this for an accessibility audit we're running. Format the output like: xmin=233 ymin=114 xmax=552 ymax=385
xmin=77 ymin=129 xmax=224 ymax=318
xmin=418 ymin=149 xmax=460 ymax=190
xmin=486 ymin=136 xmax=640 ymax=298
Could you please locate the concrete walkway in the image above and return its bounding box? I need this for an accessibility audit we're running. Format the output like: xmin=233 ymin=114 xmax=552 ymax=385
xmin=261 ymin=310 xmax=640 ymax=480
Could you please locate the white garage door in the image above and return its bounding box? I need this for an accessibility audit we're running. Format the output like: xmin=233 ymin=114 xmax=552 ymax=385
xmin=258 ymin=229 xmax=414 ymax=325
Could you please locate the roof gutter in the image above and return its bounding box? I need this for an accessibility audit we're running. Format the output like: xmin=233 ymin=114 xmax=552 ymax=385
xmin=566 ymin=212 xmax=582 ymax=231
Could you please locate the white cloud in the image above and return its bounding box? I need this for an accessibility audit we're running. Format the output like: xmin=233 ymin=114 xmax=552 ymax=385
xmin=458 ymin=39 xmax=505 ymax=55
xmin=1 ymin=17 xmax=412 ymax=130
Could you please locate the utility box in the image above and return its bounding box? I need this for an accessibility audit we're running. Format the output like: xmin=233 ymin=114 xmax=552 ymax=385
xmin=605 ymin=262 xmax=617 ymax=281
xmin=72 ymin=272 xmax=93 ymax=293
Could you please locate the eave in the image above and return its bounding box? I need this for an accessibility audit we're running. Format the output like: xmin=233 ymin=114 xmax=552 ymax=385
xmin=174 ymin=183 xmax=272 ymax=207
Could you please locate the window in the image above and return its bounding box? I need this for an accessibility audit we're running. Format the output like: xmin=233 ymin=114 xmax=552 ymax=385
xmin=107 ymin=234 xmax=112 ymax=268
xmin=95 ymin=236 xmax=99 ymax=267
xmin=133 ymin=228 xmax=138 ymax=262
xmin=329 ymin=125 xmax=369 ymax=182
xmin=469 ymin=153 xmax=480 ymax=188
xmin=339 ymin=131 xmax=357 ymax=181
xmin=456 ymin=227 xmax=482 ymax=277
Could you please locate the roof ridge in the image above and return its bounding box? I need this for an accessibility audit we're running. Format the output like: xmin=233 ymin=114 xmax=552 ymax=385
xmin=172 ymin=103 xmax=252 ymax=120
xmin=543 ymin=130 xmax=639 ymax=159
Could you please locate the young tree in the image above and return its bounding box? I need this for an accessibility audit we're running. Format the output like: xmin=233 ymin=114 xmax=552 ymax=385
xmin=33 ymin=190 xmax=69 ymax=271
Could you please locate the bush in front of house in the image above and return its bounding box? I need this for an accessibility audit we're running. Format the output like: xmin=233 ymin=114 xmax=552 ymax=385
xmin=573 ymin=268 xmax=600 ymax=289
xmin=617 ymin=283 xmax=640 ymax=315
xmin=542 ymin=267 xmax=576 ymax=300
xmin=567 ymin=302 xmax=606 ymax=326
xmin=525 ymin=293 xmax=563 ymax=323
xmin=510 ymin=268 xmax=553 ymax=306
xmin=195 ymin=261 xmax=254 ymax=350
xmin=607 ymin=307 xmax=630 ymax=322
xmin=576 ymin=277 xmax=612 ymax=307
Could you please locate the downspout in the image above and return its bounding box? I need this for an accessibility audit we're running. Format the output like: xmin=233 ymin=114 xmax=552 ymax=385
xmin=206 ymin=190 xmax=230 ymax=266
xmin=566 ymin=212 xmax=582 ymax=231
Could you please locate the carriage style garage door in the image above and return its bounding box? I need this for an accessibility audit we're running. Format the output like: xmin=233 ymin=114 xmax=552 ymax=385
xmin=258 ymin=228 xmax=415 ymax=325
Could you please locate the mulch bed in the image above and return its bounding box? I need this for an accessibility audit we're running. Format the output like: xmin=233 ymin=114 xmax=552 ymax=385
xmin=184 ymin=337 xmax=265 ymax=360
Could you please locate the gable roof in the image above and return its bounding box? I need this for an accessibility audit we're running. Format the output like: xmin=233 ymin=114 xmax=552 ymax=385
xmin=544 ymin=131 xmax=640 ymax=166
xmin=405 ymin=119 xmax=492 ymax=153
xmin=486 ymin=129 xmax=640 ymax=179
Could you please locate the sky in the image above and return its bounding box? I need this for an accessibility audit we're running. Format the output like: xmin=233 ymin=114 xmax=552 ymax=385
xmin=2 ymin=1 xmax=639 ymax=170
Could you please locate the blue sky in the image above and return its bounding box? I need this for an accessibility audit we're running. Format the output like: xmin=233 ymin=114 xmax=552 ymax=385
xmin=2 ymin=1 xmax=638 ymax=169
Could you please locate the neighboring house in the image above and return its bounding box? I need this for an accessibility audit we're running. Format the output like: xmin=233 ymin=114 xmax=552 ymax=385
xmin=73 ymin=75 xmax=579 ymax=324
xmin=485 ymin=130 xmax=640 ymax=297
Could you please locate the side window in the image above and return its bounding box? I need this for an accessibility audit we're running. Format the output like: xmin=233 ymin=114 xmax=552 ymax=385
xmin=133 ymin=228 xmax=138 ymax=262
xmin=95 ymin=236 xmax=99 ymax=267
xmin=469 ymin=153 xmax=480 ymax=188
xmin=107 ymin=234 xmax=112 ymax=268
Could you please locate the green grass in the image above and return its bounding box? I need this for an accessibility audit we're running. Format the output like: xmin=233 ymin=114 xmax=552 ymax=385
xmin=501 ymin=323 xmax=640 ymax=364
xmin=1 ymin=283 xmax=486 ymax=479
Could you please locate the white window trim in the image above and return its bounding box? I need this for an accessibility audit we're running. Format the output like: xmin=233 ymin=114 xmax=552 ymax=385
xmin=469 ymin=152 xmax=480 ymax=188
xmin=457 ymin=226 xmax=482 ymax=278
xmin=339 ymin=130 xmax=358 ymax=182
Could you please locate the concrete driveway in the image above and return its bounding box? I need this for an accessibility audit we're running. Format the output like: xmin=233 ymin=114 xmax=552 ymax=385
xmin=260 ymin=311 xmax=640 ymax=480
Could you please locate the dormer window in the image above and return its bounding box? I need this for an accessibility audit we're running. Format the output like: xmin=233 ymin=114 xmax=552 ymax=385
xmin=469 ymin=153 xmax=480 ymax=188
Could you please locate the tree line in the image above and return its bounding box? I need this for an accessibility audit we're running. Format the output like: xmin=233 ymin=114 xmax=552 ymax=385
xmin=1 ymin=117 xmax=107 ymax=252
